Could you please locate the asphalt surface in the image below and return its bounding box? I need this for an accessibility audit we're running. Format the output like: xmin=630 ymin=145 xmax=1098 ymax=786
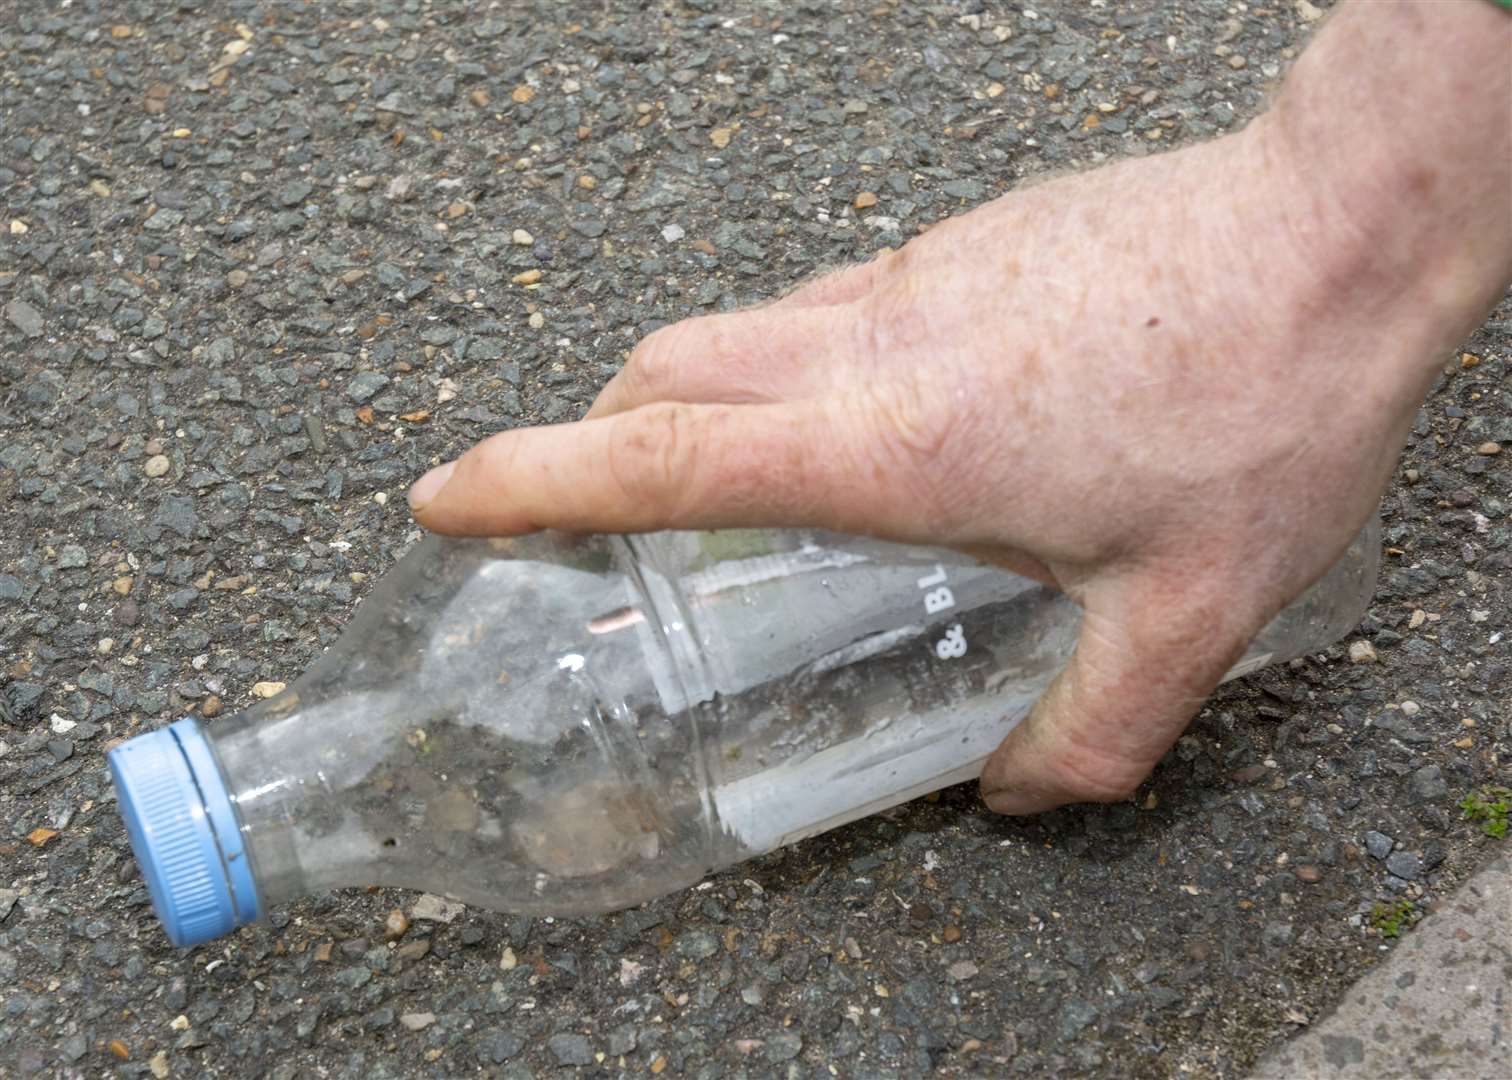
xmin=2 ymin=1 xmax=1510 ymax=1077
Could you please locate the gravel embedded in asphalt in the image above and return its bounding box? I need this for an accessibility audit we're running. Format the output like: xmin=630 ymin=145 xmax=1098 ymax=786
xmin=1 ymin=1 xmax=1510 ymax=1077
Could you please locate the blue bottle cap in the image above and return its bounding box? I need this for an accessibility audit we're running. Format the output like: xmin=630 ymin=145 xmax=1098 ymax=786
xmin=108 ymin=718 xmax=261 ymax=947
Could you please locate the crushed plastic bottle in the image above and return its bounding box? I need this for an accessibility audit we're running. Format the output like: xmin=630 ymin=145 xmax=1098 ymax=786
xmin=109 ymin=521 xmax=1380 ymax=945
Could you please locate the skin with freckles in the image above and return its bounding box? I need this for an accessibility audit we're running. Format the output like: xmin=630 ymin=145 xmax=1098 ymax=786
xmin=410 ymin=1 xmax=1512 ymax=816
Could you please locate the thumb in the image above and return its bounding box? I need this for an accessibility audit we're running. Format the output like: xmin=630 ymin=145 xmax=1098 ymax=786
xmin=980 ymin=573 xmax=1260 ymax=815
xmin=408 ymin=398 xmax=892 ymax=537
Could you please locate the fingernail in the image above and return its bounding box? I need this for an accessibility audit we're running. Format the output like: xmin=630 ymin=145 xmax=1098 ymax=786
xmin=408 ymin=460 xmax=456 ymax=512
xmin=980 ymin=786 xmax=1014 ymax=815
xmin=979 ymin=783 xmax=1047 ymax=818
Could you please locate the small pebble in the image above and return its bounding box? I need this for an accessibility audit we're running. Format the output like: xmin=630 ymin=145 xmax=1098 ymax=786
xmin=1232 ymin=763 xmax=1269 ymax=784
xmin=947 ymin=960 xmax=979 ymax=981
xmin=411 ymin=893 xmax=465 ymax=923
xmin=511 ymin=269 xmax=542 ymax=286
xmin=384 ymin=908 xmax=410 ymax=941
xmin=396 ymin=938 xmax=431 ymax=961
xmin=201 ymin=695 xmax=222 ymax=718
xmin=226 ymin=269 xmax=249 ymax=288
xmin=143 ymin=455 xmax=171 ymax=478
xmin=251 ymin=681 xmax=286 ymax=699
xmin=5 ymin=296 xmax=44 ymax=336
xmin=511 ymin=228 xmax=534 ymax=246
xmin=549 ymin=1033 xmax=594 ymax=1067
xmin=400 ymin=1012 xmax=435 ymax=1031
xmin=528 ymin=311 xmax=545 ymax=329
xmin=1385 ymin=850 xmax=1422 ymax=880
xmin=1293 ymin=866 xmax=1322 ymax=883
xmin=1347 ymin=640 xmax=1378 ymax=664
xmin=853 ymin=191 xmax=878 ymax=210
xmin=1476 ymin=441 xmax=1501 ymax=456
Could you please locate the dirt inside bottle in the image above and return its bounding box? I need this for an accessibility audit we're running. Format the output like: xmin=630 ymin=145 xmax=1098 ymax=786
xmin=206 ymin=522 xmax=1376 ymax=919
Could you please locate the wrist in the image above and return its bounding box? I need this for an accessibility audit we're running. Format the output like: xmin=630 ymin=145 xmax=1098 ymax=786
xmin=1246 ymin=114 xmax=1495 ymax=390
xmin=1246 ymin=1 xmax=1511 ymax=373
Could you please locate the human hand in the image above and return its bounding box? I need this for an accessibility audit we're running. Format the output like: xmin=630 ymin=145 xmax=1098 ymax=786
xmin=409 ymin=3 xmax=1510 ymax=813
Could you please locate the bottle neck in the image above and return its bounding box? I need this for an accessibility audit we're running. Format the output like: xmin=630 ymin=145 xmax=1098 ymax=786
xmin=207 ymin=706 xmax=318 ymax=910
xmin=208 ymin=695 xmax=407 ymax=910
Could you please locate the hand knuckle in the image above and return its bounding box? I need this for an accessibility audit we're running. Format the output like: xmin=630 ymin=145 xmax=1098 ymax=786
xmin=869 ymin=380 xmax=954 ymax=462
xmin=853 ymin=379 xmax=980 ymax=534
xmin=610 ymin=404 xmax=701 ymax=514
xmin=855 ymin=249 xmax=939 ymax=356
xmin=627 ymin=320 xmax=697 ymax=395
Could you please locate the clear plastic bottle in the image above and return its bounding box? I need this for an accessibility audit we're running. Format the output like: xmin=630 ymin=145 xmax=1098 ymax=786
xmin=109 ymin=520 xmax=1379 ymax=945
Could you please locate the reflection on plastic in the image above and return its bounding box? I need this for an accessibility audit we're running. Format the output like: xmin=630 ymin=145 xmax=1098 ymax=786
xmin=112 ymin=520 xmax=1381 ymax=943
